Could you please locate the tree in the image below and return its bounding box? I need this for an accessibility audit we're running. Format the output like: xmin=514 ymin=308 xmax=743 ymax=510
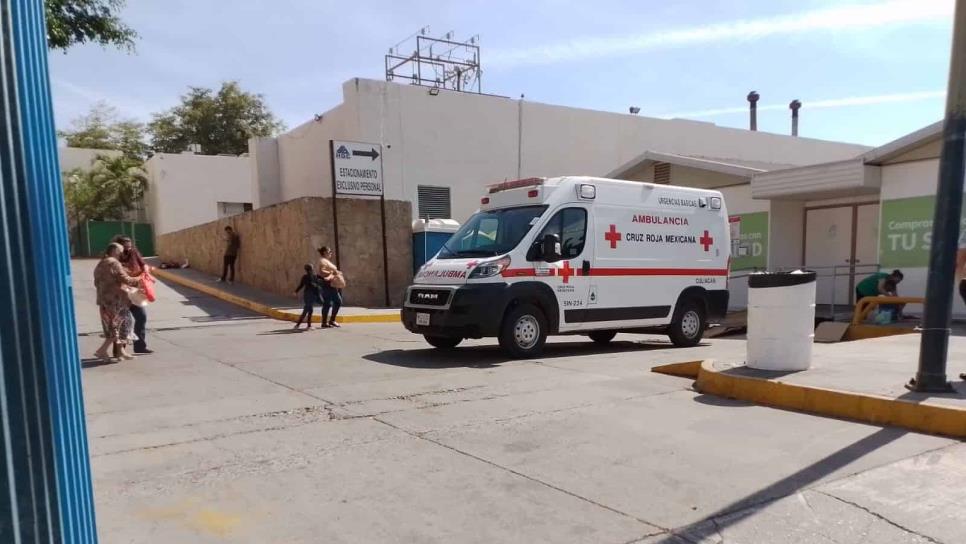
xmin=46 ymin=0 xmax=137 ymax=51
xmin=63 ymin=154 xmax=147 ymax=228
xmin=148 ymin=81 xmax=285 ymax=156
xmin=59 ymin=102 xmax=149 ymax=161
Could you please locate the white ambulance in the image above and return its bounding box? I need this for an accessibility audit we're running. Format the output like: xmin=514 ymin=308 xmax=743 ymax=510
xmin=402 ymin=176 xmax=731 ymax=358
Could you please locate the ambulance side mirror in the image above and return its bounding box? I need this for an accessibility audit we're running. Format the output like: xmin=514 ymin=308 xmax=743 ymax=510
xmin=542 ymin=234 xmax=562 ymax=262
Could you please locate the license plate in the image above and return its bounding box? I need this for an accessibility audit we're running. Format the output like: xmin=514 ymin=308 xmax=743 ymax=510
xmin=416 ymin=312 xmax=431 ymax=326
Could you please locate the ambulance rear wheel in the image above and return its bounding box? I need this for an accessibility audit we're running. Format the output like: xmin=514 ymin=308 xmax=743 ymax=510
xmin=499 ymin=303 xmax=547 ymax=358
xmin=424 ymin=335 xmax=462 ymax=349
xmin=669 ymin=300 xmax=706 ymax=347
xmin=588 ymin=331 xmax=618 ymax=345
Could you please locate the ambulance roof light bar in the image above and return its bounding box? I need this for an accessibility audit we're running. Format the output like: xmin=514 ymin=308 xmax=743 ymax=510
xmin=487 ymin=177 xmax=545 ymax=194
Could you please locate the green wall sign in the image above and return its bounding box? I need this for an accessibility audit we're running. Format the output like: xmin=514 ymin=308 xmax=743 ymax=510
xmin=729 ymin=212 xmax=768 ymax=270
xmin=880 ymin=196 xmax=966 ymax=269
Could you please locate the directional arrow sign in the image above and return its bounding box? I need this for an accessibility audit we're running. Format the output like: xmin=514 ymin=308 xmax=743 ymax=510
xmin=352 ymin=148 xmax=380 ymax=161
xmin=331 ymin=140 xmax=384 ymax=197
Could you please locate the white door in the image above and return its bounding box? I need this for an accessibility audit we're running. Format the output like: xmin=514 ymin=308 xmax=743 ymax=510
xmin=805 ymin=207 xmax=853 ymax=306
xmin=854 ymin=204 xmax=880 ymax=290
xmin=529 ymin=207 xmax=593 ymax=331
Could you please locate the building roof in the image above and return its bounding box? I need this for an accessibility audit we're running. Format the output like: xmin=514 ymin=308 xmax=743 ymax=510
xmin=862 ymin=120 xmax=943 ymax=165
xmin=606 ymin=150 xmax=784 ymax=180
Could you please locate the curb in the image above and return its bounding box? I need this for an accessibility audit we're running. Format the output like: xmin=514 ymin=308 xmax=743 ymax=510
xmin=693 ymin=360 xmax=966 ymax=439
xmin=844 ymin=324 xmax=916 ymax=341
xmin=152 ymin=268 xmax=401 ymax=324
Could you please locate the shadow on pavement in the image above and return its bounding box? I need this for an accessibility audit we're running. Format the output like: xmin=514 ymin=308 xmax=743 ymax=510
xmin=691 ymin=394 xmax=755 ymax=408
xmin=718 ymin=366 xmax=803 ymax=380
xmin=81 ymin=358 xmax=119 ymax=369
xmin=156 ymin=276 xmax=261 ymax=323
xmin=258 ymin=328 xmax=310 ymax=336
xmin=650 ymin=427 xmax=907 ymax=542
xmin=365 ymin=339 xmax=703 ymax=369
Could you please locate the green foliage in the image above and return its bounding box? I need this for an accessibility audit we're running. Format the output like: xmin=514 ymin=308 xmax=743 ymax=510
xmin=59 ymin=102 xmax=149 ymax=161
xmin=148 ymin=81 xmax=286 ymax=155
xmin=46 ymin=0 xmax=137 ymax=51
xmin=63 ymin=154 xmax=147 ymax=226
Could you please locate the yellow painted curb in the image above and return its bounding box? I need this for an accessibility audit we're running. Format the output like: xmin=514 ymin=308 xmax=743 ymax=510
xmin=651 ymin=360 xmax=702 ymax=379
xmin=694 ymin=359 xmax=966 ymax=439
xmin=844 ymin=324 xmax=915 ymax=341
xmin=152 ymin=268 xmax=400 ymax=324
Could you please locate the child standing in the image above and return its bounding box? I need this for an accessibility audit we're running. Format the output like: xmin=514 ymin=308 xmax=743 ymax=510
xmin=294 ymin=264 xmax=320 ymax=330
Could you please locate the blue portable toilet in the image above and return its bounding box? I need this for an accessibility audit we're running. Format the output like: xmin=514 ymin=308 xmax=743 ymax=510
xmin=413 ymin=219 xmax=460 ymax=273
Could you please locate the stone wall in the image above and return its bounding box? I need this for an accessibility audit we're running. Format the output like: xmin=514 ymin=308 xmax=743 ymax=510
xmin=156 ymin=197 xmax=413 ymax=307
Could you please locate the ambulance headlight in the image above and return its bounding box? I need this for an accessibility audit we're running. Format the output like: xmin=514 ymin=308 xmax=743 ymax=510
xmin=469 ymin=255 xmax=511 ymax=279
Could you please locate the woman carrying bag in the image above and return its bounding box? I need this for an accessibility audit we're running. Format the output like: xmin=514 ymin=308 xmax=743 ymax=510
xmin=317 ymin=246 xmax=345 ymax=328
xmin=93 ymin=243 xmax=143 ymax=360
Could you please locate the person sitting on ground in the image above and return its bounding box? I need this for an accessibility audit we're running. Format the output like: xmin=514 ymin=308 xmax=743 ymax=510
xmin=294 ymin=264 xmax=320 ymax=330
xmin=855 ymin=269 xmax=904 ymax=303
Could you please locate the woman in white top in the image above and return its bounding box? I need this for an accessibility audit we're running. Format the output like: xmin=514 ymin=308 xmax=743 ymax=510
xmin=317 ymin=246 xmax=343 ymax=327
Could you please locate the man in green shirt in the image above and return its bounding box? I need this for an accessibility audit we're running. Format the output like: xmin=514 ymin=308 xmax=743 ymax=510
xmin=855 ymin=269 xmax=903 ymax=302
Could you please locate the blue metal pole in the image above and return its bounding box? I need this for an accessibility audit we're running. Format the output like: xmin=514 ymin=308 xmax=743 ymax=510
xmin=1 ymin=0 xmax=98 ymax=542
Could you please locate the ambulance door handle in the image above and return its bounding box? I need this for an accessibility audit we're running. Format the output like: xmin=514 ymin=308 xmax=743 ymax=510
xmin=582 ymin=260 xmax=591 ymax=275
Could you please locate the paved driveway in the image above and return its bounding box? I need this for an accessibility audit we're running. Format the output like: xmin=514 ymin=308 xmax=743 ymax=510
xmin=73 ymin=261 xmax=965 ymax=543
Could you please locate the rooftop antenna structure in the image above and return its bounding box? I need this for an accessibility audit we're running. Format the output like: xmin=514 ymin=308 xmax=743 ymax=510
xmin=385 ymin=28 xmax=482 ymax=94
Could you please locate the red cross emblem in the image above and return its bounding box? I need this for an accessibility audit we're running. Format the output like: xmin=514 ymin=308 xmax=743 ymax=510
xmin=699 ymin=230 xmax=714 ymax=252
xmin=604 ymin=224 xmax=621 ymax=249
xmin=465 ymin=260 xmax=479 ymax=269
xmin=559 ymin=261 xmax=574 ymax=283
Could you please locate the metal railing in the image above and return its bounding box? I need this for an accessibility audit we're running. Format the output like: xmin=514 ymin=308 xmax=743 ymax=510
xmin=729 ymin=263 xmax=882 ymax=320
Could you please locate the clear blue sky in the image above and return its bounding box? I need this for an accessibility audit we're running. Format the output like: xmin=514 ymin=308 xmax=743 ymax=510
xmin=50 ymin=0 xmax=954 ymax=146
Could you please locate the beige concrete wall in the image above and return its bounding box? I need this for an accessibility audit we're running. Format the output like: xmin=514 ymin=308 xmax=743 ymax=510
xmin=276 ymin=97 xmax=360 ymax=203
xmin=261 ymin=78 xmax=869 ymax=224
xmin=769 ymin=200 xmax=805 ymax=269
xmin=146 ymin=153 xmax=252 ymax=235
xmin=250 ymin=137 xmax=281 ymax=208
xmin=156 ymin=197 xmax=412 ymax=307
xmin=58 ymin=147 xmax=122 ymax=172
xmin=880 ymin=160 xmax=939 ymax=200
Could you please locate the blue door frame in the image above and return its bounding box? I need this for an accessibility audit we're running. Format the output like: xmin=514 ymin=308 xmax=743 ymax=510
xmin=1 ymin=1 xmax=98 ymax=542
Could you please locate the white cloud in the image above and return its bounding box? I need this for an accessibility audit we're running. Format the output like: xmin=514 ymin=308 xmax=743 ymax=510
xmin=488 ymin=0 xmax=953 ymax=68
xmin=659 ymin=90 xmax=946 ymax=118
xmin=51 ymin=78 xmax=154 ymax=121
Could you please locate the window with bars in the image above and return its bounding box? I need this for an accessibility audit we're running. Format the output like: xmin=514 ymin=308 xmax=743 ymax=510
xmin=654 ymin=162 xmax=671 ymax=184
xmin=417 ymin=185 xmax=452 ymax=219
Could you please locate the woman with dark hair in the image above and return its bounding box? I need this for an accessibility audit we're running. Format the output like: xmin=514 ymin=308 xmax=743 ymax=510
xmin=317 ymin=246 xmax=343 ymax=328
xmin=93 ymin=243 xmax=142 ymax=360
xmin=114 ymin=235 xmax=151 ymax=353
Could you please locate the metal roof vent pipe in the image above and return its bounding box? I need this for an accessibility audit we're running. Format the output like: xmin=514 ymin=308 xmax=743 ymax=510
xmin=747 ymin=91 xmax=760 ymax=131
xmin=790 ymin=99 xmax=802 ymax=136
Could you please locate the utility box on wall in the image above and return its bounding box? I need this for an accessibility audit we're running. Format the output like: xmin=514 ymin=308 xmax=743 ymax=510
xmin=412 ymin=219 xmax=460 ymax=273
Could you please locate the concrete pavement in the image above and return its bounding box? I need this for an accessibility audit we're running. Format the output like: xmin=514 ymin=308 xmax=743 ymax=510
xmin=73 ymin=261 xmax=966 ymax=543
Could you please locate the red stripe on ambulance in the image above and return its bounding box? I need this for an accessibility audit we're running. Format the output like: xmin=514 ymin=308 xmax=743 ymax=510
xmin=502 ymin=267 xmax=728 ymax=278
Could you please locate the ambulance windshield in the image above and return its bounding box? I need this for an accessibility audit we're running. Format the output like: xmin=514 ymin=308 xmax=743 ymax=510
xmin=438 ymin=205 xmax=547 ymax=259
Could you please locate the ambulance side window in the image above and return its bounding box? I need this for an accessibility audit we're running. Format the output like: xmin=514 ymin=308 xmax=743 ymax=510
xmin=529 ymin=208 xmax=587 ymax=260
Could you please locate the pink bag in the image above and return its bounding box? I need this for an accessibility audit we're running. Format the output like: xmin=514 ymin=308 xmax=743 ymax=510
xmin=142 ymin=272 xmax=157 ymax=302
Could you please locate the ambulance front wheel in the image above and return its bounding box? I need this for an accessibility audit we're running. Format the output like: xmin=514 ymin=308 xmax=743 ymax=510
xmin=669 ymin=300 xmax=706 ymax=347
xmin=499 ymin=303 xmax=548 ymax=358
xmin=424 ymin=335 xmax=463 ymax=350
